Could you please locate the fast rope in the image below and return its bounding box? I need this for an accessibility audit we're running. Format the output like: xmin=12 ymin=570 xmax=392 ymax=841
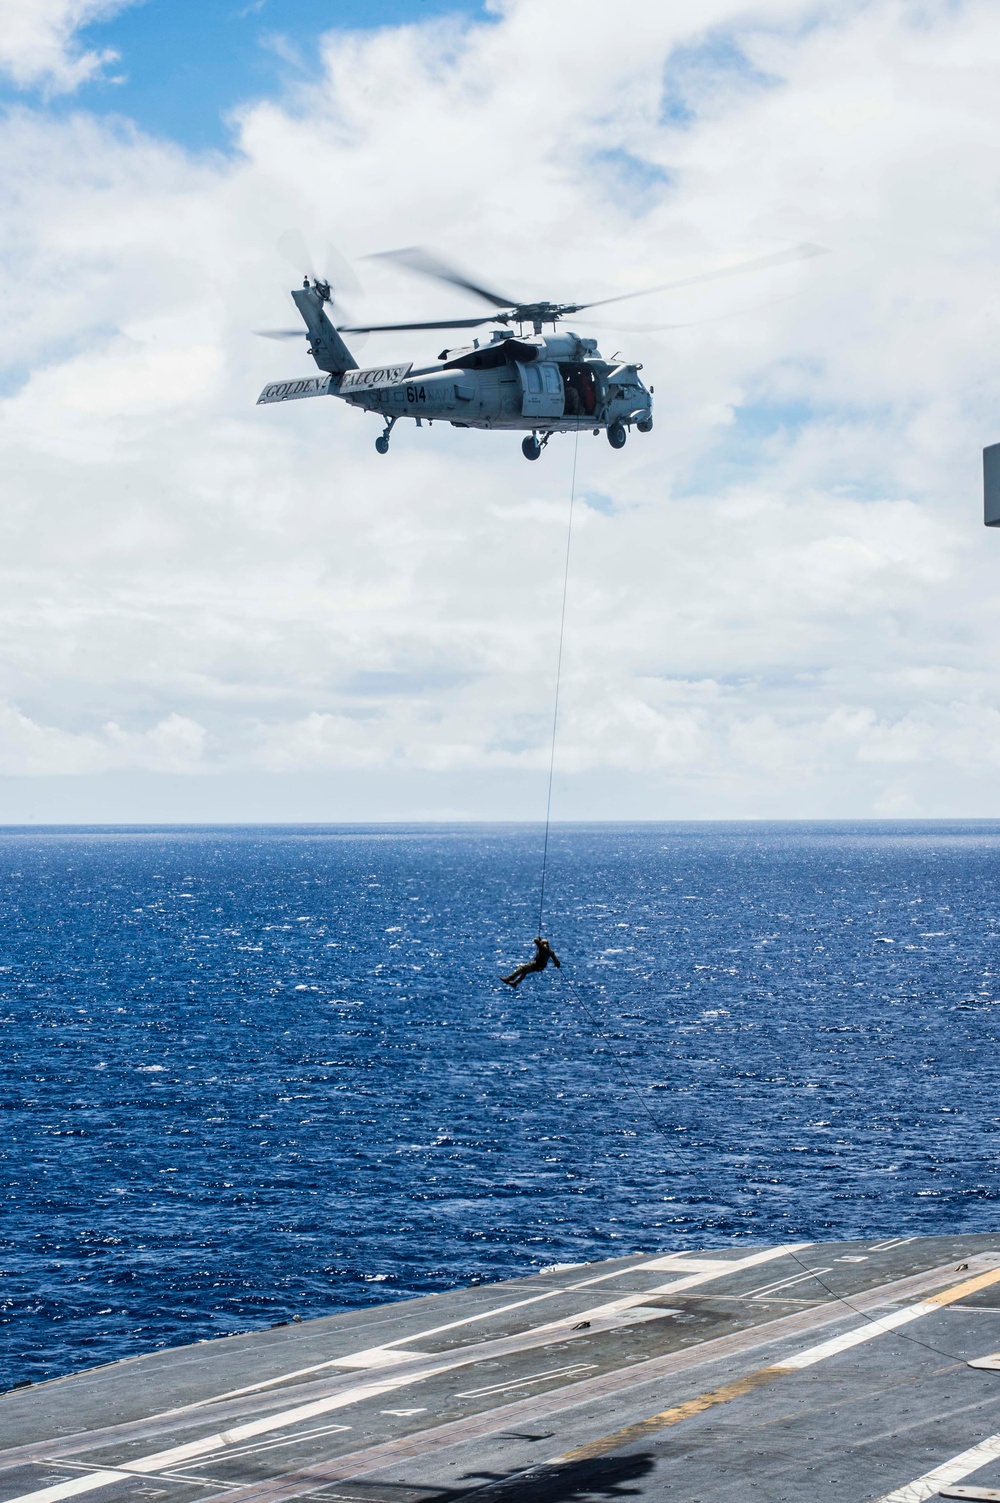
xmin=537 ymin=427 xmax=580 ymax=936
xmin=529 ymin=436 xmax=969 ymax=1366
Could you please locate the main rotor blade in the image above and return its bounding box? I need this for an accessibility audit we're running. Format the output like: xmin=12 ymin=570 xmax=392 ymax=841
xmin=575 ymin=243 xmax=828 ymax=313
xmin=337 ymin=314 xmax=500 ymax=333
xmin=580 ymin=291 xmax=801 ymax=333
xmin=322 ymin=239 xmax=363 ymax=299
xmin=364 ymin=246 xmax=518 ymax=310
xmin=253 ymin=328 xmax=306 ymax=339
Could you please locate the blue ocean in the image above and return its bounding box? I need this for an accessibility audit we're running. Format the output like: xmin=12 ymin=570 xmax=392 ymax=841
xmin=3 ymin=821 xmax=1000 ymax=1393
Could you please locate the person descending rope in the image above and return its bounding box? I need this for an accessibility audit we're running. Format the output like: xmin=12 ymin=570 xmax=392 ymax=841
xmin=501 ymin=936 xmax=561 ymax=988
xmin=500 ymin=437 xmax=577 ymax=992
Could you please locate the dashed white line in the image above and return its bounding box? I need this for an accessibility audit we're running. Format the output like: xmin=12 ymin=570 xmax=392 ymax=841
xmin=777 ymin=1302 xmax=944 ymax=1369
xmin=872 ymin=1431 xmax=1000 ymax=1503
xmin=0 ymin=1242 xmax=816 ymax=1503
xmin=745 ymin=1267 xmax=834 ymax=1300
xmin=647 ymin=1244 xmax=813 ymax=1295
xmin=456 ymin=1364 xmax=597 ymax=1399
xmin=0 ymin=1373 xmax=443 ymax=1503
xmin=112 ymin=1243 xmax=813 ymax=1414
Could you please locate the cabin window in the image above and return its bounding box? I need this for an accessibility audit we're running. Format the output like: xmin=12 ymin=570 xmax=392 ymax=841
xmin=560 ymin=364 xmax=598 ymax=417
xmin=516 ymin=360 xmax=565 ymax=417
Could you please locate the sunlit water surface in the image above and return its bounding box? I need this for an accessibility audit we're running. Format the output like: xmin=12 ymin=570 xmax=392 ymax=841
xmin=3 ymin=821 xmax=999 ymax=1390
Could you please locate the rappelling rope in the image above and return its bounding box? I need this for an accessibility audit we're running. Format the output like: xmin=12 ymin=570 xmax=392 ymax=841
xmin=530 ymin=433 xmax=970 ymax=1365
xmin=537 ymin=427 xmax=581 ymax=936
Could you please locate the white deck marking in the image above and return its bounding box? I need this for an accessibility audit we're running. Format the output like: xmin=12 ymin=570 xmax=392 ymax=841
xmin=0 ymin=1244 xmax=818 ymax=1503
xmin=329 ymin=1348 xmax=430 ymax=1370
xmin=744 ymin=1267 xmax=834 ymax=1300
xmin=941 ymin=1488 xmax=1000 ymax=1501
xmin=637 ymin=1256 xmax=741 ymax=1273
xmin=648 ymin=1244 xmax=813 ymax=1294
xmin=170 ymin=1284 xmax=606 ymax=1409
xmin=530 ymin=1297 xmax=676 ymax=1332
xmin=186 ymin=1244 xmax=812 ymax=1409
xmin=456 ymin=1363 xmax=597 ymax=1399
xmin=969 ymin=1353 xmax=1000 ymax=1371
xmin=870 ymin=1237 xmax=918 ymax=1252
xmin=167 ymin=1422 xmax=354 ymax=1471
xmin=0 ymin=1373 xmax=448 ymax=1503
xmin=525 ymin=1248 xmax=810 ymax=1333
xmin=777 ymin=1303 xmax=940 ymax=1368
xmin=24 ymin=1257 xmax=992 ymax=1503
xmin=2 ymin=1475 xmax=128 ymax=1503
xmin=780 ymin=1262 xmax=1000 ymax=1370
xmin=549 ymin=1265 xmax=1000 ymax=1475
xmin=182 ymin=1268 xmax=655 ymax=1406
xmin=872 ymin=1431 xmax=1000 ymax=1503
xmin=369 ymin=1245 xmax=809 ymax=1350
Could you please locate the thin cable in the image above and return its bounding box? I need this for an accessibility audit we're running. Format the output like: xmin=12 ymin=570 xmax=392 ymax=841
xmin=559 ymin=970 xmax=696 ymax=1155
xmin=524 ymin=437 xmax=972 ymax=1366
xmin=556 ymin=967 xmax=977 ymax=1365
xmin=538 ymin=429 xmax=581 ymax=936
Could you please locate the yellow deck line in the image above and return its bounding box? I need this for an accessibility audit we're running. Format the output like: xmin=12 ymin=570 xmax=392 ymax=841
xmin=554 ymin=1368 xmax=785 ymax=1462
xmin=925 ymin=1266 xmax=1000 ymax=1307
xmin=551 ymin=1262 xmax=1000 ymax=1466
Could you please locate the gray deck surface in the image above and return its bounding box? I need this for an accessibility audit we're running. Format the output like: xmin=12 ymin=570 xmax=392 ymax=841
xmin=4 ymin=1234 xmax=1000 ymax=1503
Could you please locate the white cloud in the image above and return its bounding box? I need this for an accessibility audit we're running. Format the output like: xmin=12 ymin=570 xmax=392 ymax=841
xmin=1 ymin=0 xmax=1000 ymax=815
xmin=0 ymin=0 xmax=130 ymax=92
xmin=0 ymin=702 xmax=205 ymax=774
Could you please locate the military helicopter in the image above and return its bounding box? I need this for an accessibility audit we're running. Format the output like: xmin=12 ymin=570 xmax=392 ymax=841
xmin=255 ymin=243 xmax=823 ymax=460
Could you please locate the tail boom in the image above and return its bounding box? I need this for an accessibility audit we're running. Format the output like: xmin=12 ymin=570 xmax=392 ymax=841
xmin=291 ymin=285 xmax=358 ymax=375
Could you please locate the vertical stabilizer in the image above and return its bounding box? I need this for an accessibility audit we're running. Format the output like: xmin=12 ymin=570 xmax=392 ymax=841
xmin=291 ymin=286 xmax=358 ymax=375
xmin=985 ymin=443 xmax=1000 ymax=527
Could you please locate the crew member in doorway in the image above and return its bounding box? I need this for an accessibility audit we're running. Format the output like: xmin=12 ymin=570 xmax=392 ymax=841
xmin=501 ymin=936 xmax=561 ymax=987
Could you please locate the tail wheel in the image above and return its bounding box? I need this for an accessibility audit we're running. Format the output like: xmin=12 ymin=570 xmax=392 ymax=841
xmin=607 ymin=421 xmax=627 ymax=450
xmin=375 ymin=435 xmax=390 ymax=455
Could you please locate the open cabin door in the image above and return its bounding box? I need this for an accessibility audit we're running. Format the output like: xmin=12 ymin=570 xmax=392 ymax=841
xmin=516 ymin=361 xmax=565 ymax=419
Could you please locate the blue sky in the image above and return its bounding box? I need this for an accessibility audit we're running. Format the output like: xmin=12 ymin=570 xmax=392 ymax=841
xmin=2 ymin=0 xmax=491 ymax=151
xmin=0 ymin=0 xmax=997 ymax=820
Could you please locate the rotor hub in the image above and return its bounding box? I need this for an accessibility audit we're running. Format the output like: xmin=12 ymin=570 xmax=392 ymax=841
xmin=501 ymin=302 xmax=578 ymax=334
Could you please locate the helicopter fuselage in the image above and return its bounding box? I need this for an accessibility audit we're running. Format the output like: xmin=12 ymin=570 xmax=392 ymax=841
xmin=257 ymin=298 xmax=653 ymax=458
xmin=340 ymin=331 xmax=650 ymax=432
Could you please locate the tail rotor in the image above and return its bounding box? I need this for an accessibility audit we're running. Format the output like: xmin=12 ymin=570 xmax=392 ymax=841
xmin=254 ymin=230 xmax=368 ymax=350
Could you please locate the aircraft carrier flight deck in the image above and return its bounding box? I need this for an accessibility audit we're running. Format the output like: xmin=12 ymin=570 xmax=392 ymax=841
xmin=5 ymin=1233 xmax=1000 ymax=1503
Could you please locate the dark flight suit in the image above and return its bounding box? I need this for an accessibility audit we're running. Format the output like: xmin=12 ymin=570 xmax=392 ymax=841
xmin=502 ymin=937 xmax=561 ymax=988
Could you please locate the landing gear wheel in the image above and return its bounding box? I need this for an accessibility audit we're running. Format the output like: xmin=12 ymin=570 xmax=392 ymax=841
xmin=375 ymin=416 xmax=397 ymax=455
xmin=522 ymin=434 xmax=542 ymax=461
xmin=636 ymin=416 xmax=653 ymax=433
xmin=607 ymin=421 xmax=627 ymax=450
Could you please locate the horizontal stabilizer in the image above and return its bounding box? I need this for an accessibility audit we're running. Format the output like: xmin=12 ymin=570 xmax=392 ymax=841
xmin=257 ymin=375 xmax=334 ymax=405
xmin=340 ymin=362 xmax=412 ymax=391
xmin=985 ymin=443 xmax=1000 ymax=526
